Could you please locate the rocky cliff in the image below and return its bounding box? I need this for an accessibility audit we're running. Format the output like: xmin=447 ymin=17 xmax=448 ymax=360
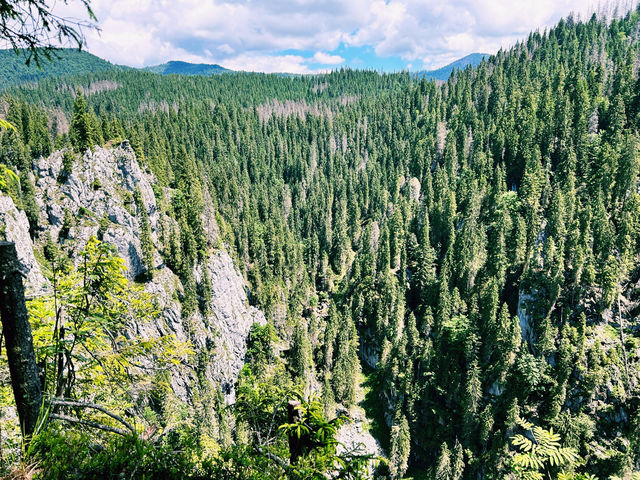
xmin=0 ymin=194 xmax=48 ymax=297
xmin=6 ymin=143 xmax=264 ymax=403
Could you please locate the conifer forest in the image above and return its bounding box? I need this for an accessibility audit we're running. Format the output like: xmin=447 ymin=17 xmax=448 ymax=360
xmin=1 ymin=3 xmax=640 ymax=479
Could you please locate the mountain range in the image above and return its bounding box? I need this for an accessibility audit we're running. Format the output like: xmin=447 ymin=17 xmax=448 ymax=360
xmin=0 ymin=48 xmax=488 ymax=87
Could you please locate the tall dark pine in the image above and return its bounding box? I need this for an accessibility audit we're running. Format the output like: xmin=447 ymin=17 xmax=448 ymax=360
xmin=0 ymin=242 xmax=42 ymax=439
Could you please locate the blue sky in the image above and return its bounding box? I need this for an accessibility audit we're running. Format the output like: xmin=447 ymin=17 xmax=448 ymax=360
xmin=280 ymin=44 xmax=408 ymax=72
xmin=50 ymin=0 xmax=621 ymax=73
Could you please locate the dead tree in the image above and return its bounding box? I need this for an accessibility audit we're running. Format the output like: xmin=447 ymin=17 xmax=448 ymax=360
xmin=0 ymin=242 xmax=42 ymax=439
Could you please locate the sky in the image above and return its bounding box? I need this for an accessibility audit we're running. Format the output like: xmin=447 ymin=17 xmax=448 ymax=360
xmin=51 ymin=0 xmax=635 ymax=73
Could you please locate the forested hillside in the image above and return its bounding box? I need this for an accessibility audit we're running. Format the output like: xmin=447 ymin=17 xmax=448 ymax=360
xmin=1 ymin=7 xmax=640 ymax=480
xmin=144 ymin=60 xmax=231 ymax=75
xmin=0 ymin=48 xmax=121 ymax=88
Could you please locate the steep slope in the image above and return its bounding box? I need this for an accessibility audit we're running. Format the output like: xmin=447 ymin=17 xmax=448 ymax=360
xmin=0 ymin=194 xmax=48 ymax=296
xmin=26 ymin=142 xmax=264 ymax=402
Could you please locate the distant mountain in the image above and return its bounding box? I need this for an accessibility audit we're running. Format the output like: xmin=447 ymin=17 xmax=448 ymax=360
xmin=0 ymin=48 xmax=121 ymax=88
xmin=144 ymin=60 xmax=231 ymax=76
xmin=417 ymin=53 xmax=489 ymax=81
xmin=0 ymin=49 xmax=485 ymax=88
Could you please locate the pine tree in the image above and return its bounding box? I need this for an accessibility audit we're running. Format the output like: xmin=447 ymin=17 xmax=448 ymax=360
xmin=331 ymin=309 xmax=360 ymax=407
xmin=134 ymin=186 xmax=155 ymax=280
xmin=435 ymin=442 xmax=452 ymax=480
xmin=451 ymin=441 xmax=465 ymax=480
xmin=70 ymin=90 xmax=99 ymax=152
xmin=389 ymin=412 xmax=411 ymax=479
xmin=290 ymin=321 xmax=315 ymax=389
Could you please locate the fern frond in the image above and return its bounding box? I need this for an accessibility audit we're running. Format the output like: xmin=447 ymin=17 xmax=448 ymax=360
xmin=0 ymin=119 xmax=16 ymax=131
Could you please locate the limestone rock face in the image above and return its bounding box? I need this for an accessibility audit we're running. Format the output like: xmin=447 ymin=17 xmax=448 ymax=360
xmin=336 ymin=404 xmax=383 ymax=475
xmin=35 ymin=143 xmax=158 ymax=279
xmin=196 ymin=253 xmax=265 ymax=401
xmin=336 ymin=414 xmax=381 ymax=457
xmin=517 ymin=291 xmax=536 ymax=347
xmin=19 ymin=144 xmax=265 ymax=402
xmin=408 ymin=177 xmax=421 ymax=202
xmin=0 ymin=194 xmax=49 ymax=296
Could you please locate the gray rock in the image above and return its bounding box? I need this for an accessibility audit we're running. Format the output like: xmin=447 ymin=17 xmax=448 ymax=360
xmin=34 ymin=146 xmax=155 ymax=279
xmin=0 ymin=193 xmax=49 ymax=297
xmin=336 ymin=405 xmax=383 ymax=475
xmin=196 ymin=252 xmax=266 ymax=402
xmin=517 ymin=291 xmax=536 ymax=347
xmin=26 ymin=145 xmax=266 ymax=403
xmin=408 ymin=177 xmax=421 ymax=202
xmin=0 ymin=192 xmax=51 ymax=297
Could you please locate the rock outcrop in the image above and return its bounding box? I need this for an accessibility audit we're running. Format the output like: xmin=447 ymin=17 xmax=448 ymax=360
xmin=336 ymin=396 xmax=383 ymax=475
xmin=196 ymin=254 xmax=265 ymax=399
xmin=517 ymin=291 xmax=536 ymax=347
xmin=336 ymin=406 xmax=382 ymax=459
xmin=35 ymin=143 xmax=159 ymax=279
xmin=23 ymin=144 xmax=264 ymax=402
xmin=0 ymin=194 xmax=48 ymax=297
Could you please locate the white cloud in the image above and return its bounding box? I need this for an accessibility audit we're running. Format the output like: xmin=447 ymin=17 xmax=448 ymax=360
xmin=346 ymin=0 xmax=602 ymax=68
xmin=51 ymin=0 xmax=633 ymax=71
xmin=223 ymin=54 xmax=323 ymax=74
xmin=312 ymin=52 xmax=345 ymax=65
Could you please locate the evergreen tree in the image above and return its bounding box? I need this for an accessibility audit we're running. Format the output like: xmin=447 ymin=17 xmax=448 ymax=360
xmin=389 ymin=412 xmax=411 ymax=479
xmin=70 ymin=90 xmax=99 ymax=152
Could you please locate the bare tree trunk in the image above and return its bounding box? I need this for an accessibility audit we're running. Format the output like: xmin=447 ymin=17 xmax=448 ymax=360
xmin=0 ymin=242 xmax=42 ymax=440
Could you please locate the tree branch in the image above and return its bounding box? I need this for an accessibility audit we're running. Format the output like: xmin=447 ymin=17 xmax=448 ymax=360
xmin=48 ymin=398 xmax=136 ymax=434
xmin=254 ymin=446 xmax=292 ymax=473
xmin=49 ymin=413 xmax=130 ymax=436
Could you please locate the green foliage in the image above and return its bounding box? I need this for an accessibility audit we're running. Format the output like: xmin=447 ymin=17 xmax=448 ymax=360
xmin=389 ymin=412 xmax=411 ymax=479
xmin=327 ymin=307 xmax=360 ymax=407
xmin=0 ymin=163 xmax=20 ymax=201
xmin=27 ymin=425 xmax=201 ymax=480
xmin=134 ymin=186 xmax=155 ymax=281
xmin=510 ymin=419 xmax=588 ymax=480
xmin=27 ymin=237 xmax=191 ymax=415
xmin=279 ymin=394 xmax=346 ymax=454
xmin=19 ymin=169 xmax=39 ymax=236
xmin=278 ymin=393 xmax=374 ymax=480
xmin=58 ymin=150 xmax=75 ymax=183
xmin=245 ymin=323 xmax=278 ymax=373
xmin=0 ymin=118 xmax=16 ymax=131
xmin=70 ymin=91 xmax=100 ymax=152
xmin=235 ymin=363 xmax=290 ymax=446
xmin=1 ymin=6 xmax=640 ymax=478
xmin=58 ymin=208 xmax=74 ymax=239
xmin=290 ymin=321 xmax=315 ymax=388
xmin=0 ymin=49 xmax=118 ymax=89
xmin=0 ymin=0 xmax=97 ymax=67
xmin=200 ymin=444 xmax=283 ymax=480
